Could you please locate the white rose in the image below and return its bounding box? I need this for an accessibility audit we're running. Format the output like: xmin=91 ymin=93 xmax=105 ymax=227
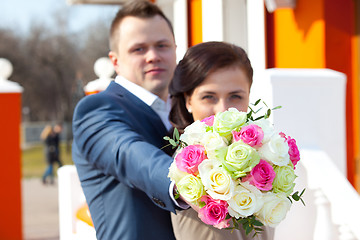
xmin=180 ymin=120 xmax=207 ymax=145
xmin=258 ymin=133 xmax=290 ymax=166
xmin=168 ymin=160 xmax=188 ymax=183
xmin=201 ymin=132 xmax=228 ymax=160
xmin=255 ymin=192 xmax=291 ymax=227
xmin=249 ymin=118 xmax=275 ymax=144
xmin=198 ymin=159 xmax=235 ymax=201
xmin=228 ymin=182 xmax=264 ymax=218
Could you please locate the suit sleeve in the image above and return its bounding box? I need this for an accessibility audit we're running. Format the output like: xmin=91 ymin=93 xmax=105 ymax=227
xmin=72 ymin=95 xmax=177 ymax=212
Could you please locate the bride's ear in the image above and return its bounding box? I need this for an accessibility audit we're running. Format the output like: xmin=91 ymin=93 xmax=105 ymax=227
xmin=185 ymin=94 xmax=192 ymax=114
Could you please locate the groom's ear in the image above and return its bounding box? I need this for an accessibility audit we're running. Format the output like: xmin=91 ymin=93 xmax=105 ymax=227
xmin=109 ymin=51 xmax=120 ymax=75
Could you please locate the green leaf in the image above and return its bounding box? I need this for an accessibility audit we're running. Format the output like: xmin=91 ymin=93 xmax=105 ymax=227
xmin=169 ymin=139 xmax=176 ymax=146
xmin=263 ymin=101 xmax=269 ymax=108
xmin=253 ymin=220 xmax=264 ymax=226
xmin=299 ymin=188 xmax=306 ymax=197
xmin=266 ymin=109 xmax=271 ymax=118
xmin=174 ymin=192 xmax=180 ymax=199
xmin=160 ymin=143 xmax=171 ymax=150
xmin=238 ymin=218 xmax=248 ymax=224
xmin=233 ymin=218 xmax=239 ymax=229
xmin=163 ymin=136 xmax=170 ymax=140
xmin=272 ymin=105 xmax=282 ymax=110
xmin=244 ymin=225 xmax=252 ymax=235
xmin=173 ymin=128 xmax=180 ymax=141
xmin=254 ymin=116 xmax=264 ymax=121
xmin=254 ymin=107 xmax=263 ymax=114
xmin=254 ymin=99 xmax=261 ymax=106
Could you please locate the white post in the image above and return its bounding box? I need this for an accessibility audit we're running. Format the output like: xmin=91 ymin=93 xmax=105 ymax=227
xmin=313 ymin=189 xmax=336 ymax=240
xmin=83 ymin=57 xmax=114 ymax=95
xmin=261 ymin=69 xmax=347 ymax=175
xmin=173 ymin=0 xmax=188 ymax=62
xmin=202 ymin=0 xmax=224 ymax=42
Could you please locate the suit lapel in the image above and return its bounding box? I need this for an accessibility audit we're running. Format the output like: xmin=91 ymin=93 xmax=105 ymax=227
xmin=105 ymin=82 xmax=168 ymax=141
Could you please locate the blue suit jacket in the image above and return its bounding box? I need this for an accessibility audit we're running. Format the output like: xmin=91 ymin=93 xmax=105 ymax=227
xmin=72 ymin=82 xmax=177 ymax=240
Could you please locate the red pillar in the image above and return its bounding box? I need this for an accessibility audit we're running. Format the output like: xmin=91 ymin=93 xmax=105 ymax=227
xmin=0 ymin=80 xmax=23 ymax=239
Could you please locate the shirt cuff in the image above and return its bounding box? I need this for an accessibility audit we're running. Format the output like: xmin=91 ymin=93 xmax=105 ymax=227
xmin=169 ymin=181 xmax=189 ymax=209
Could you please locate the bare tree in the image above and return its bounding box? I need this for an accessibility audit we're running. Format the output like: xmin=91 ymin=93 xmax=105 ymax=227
xmin=0 ymin=9 xmax=112 ymax=126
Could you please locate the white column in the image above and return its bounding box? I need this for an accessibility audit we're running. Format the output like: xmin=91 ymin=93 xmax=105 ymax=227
xmin=202 ymin=0 xmax=224 ymax=42
xmin=173 ymin=0 xmax=188 ymax=62
xmin=222 ymin=0 xmax=248 ymax=51
xmin=157 ymin=0 xmax=188 ymax=62
xmin=246 ymin=0 xmax=267 ymax=105
xmin=313 ymin=189 xmax=336 ymax=240
xmin=246 ymin=0 xmax=266 ymax=73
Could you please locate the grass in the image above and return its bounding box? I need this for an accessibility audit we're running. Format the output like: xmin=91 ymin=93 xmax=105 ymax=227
xmin=22 ymin=142 xmax=74 ymax=178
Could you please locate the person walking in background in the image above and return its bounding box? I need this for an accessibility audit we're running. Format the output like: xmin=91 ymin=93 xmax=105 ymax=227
xmin=53 ymin=123 xmax=63 ymax=167
xmin=41 ymin=125 xmax=59 ymax=185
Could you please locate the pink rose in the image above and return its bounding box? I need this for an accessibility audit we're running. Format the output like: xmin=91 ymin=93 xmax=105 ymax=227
xmin=243 ymin=159 xmax=276 ymax=191
xmin=280 ymin=133 xmax=300 ymax=168
xmin=201 ymin=115 xmax=215 ymax=126
xmin=287 ymin=137 xmax=300 ymax=168
xmin=198 ymin=195 xmax=229 ymax=228
xmin=232 ymin=124 xmax=264 ymax=147
xmin=175 ymin=145 xmax=207 ymax=175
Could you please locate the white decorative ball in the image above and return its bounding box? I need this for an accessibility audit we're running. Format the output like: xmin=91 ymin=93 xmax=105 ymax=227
xmin=94 ymin=57 xmax=115 ymax=79
xmin=0 ymin=58 xmax=13 ymax=80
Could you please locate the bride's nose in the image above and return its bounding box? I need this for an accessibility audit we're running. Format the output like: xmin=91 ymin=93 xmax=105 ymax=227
xmin=214 ymin=100 xmax=228 ymax=115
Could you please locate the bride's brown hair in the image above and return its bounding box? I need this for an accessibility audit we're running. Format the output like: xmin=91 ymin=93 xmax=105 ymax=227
xmin=169 ymin=41 xmax=253 ymax=132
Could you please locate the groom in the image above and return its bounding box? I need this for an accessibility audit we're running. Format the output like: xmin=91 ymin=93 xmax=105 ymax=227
xmin=72 ymin=1 xmax=181 ymax=239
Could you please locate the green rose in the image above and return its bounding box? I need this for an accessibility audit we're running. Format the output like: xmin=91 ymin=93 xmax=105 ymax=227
xmin=213 ymin=108 xmax=247 ymax=140
xmin=177 ymin=174 xmax=205 ymax=204
xmin=222 ymin=141 xmax=260 ymax=178
xmin=272 ymin=165 xmax=297 ymax=195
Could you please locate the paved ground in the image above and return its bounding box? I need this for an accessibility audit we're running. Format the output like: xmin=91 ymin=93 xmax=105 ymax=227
xmin=22 ymin=178 xmax=59 ymax=240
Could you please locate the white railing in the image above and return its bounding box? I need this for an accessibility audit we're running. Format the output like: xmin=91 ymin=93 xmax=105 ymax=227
xmin=275 ymin=149 xmax=360 ymax=240
xmin=58 ymin=165 xmax=97 ymax=240
xmin=251 ymin=68 xmax=360 ymax=239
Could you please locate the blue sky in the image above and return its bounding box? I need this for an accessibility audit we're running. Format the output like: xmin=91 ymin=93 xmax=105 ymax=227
xmin=0 ymin=0 xmax=120 ymax=34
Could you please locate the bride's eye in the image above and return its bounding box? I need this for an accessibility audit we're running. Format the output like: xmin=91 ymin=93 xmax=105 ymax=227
xmin=202 ymin=95 xmax=215 ymax=101
xmin=229 ymin=94 xmax=242 ymax=100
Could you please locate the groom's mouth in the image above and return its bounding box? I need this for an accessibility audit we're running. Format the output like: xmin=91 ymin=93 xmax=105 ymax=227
xmin=145 ymin=68 xmax=165 ymax=75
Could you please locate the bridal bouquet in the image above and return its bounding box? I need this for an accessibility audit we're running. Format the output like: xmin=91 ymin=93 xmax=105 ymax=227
xmin=167 ymin=100 xmax=305 ymax=237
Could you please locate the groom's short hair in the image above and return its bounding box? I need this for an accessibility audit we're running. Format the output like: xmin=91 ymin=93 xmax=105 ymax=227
xmin=109 ymin=0 xmax=174 ymax=53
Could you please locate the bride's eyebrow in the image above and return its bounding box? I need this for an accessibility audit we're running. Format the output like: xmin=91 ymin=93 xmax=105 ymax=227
xmin=229 ymin=89 xmax=247 ymax=94
xmin=199 ymin=91 xmax=216 ymax=95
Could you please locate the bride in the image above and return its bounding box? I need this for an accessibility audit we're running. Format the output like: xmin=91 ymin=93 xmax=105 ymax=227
xmin=168 ymin=41 xmax=274 ymax=240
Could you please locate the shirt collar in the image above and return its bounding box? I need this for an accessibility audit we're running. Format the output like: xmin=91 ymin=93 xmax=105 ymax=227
xmin=114 ymin=75 xmax=158 ymax=107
